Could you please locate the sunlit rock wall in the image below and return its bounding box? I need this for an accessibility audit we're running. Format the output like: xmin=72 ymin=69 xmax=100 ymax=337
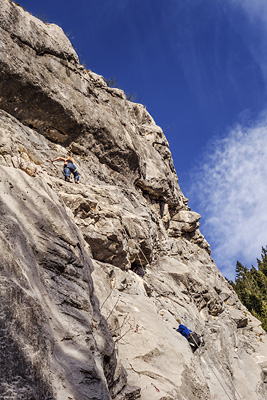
xmin=0 ymin=1 xmax=267 ymax=399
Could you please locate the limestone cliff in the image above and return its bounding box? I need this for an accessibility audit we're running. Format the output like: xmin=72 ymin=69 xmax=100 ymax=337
xmin=0 ymin=1 xmax=266 ymax=399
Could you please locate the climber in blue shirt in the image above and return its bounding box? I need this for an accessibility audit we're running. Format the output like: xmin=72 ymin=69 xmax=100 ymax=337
xmin=177 ymin=324 xmax=192 ymax=339
xmin=173 ymin=323 xmax=202 ymax=353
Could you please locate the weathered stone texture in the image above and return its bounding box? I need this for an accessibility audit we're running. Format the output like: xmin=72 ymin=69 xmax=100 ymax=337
xmin=0 ymin=1 xmax=267 ymax=399
xmin=0 ymin=164 xmax=123 ymax=399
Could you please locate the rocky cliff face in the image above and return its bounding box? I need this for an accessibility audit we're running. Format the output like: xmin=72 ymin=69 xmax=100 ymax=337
xmin=0 ymin=1 xmax=267 ymax=399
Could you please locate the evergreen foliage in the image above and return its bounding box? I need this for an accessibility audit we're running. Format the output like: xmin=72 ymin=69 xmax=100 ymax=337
xmin=229 ymin=247 xmax=267 ymax=332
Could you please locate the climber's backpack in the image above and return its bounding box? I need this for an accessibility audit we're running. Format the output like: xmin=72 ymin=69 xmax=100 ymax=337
xmin=187 ymin=332 xmax=202 ymax=352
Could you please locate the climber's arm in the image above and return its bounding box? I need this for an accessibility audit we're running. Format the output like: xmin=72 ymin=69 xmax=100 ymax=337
xmin=51 ymin=157 xmax=66 ymax=163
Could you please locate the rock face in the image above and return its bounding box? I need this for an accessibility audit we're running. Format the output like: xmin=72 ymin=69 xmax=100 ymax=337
xmin=0 ymin=1 xmax=267 ymax=399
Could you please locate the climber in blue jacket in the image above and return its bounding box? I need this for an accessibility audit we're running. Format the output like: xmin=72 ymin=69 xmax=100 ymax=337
xmin=173 ymin=323 xmax=202 ymax=353
xmin=177 ymin=324 xmax=192 ymax=339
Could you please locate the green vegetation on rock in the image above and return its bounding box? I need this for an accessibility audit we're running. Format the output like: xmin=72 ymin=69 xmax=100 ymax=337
xmin=230 ymin=247 xmax=267 ymax=332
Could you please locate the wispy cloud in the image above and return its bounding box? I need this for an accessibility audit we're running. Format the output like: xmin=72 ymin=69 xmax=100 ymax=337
xmin=228 ymin=0 xmax=267 ymax=92
xmin=231 ymin=0 xmax=267 ymax=22
xmin=189 ymin=116 xmax=267 ymax=279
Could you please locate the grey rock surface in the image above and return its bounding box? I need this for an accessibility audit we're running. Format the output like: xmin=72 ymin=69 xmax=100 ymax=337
xmin=0 ymin=162 xmax=124 ymax=400
xmin=0 ymin=1 xmax=266 ymax=399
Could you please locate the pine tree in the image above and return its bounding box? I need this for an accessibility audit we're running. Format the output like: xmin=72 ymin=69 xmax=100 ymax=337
xmin=231 ymin=247 xmax=267 ymax=332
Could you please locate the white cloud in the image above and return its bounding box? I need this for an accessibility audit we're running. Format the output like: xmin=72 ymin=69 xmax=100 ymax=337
xmin=189 ymin=117 xmax=267 ymax=279
xmin=229 ymin=0 xmax=267 ymax=89
xmin=231 ymin=0 xmax=267 ymax=22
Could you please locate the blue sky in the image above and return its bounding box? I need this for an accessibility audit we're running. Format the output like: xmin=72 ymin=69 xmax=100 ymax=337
xmin=16 ymin=0 xmax=267 ymax=279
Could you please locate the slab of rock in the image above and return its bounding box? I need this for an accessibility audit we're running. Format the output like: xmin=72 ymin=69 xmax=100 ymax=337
xmin=0 ymin=165 xmax=128 ymax=399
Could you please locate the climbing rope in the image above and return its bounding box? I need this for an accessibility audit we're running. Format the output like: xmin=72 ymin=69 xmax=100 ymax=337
xmin=196 ymin=333 xmax=243 ymax=400
xmin=137 ymin=252 xmax=146 ymax=276
xmin=189 ymin=333 xmax=242 ymax=400
xmin=121 ymin=225 xmax=150 ymax=273
xmin=212 ymin=352 xmax=243 ymax=400
xmin=188 ymin=336 xmax=239 ymax=400
xmin=200 ymin=353 xmax=233 ymax=400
